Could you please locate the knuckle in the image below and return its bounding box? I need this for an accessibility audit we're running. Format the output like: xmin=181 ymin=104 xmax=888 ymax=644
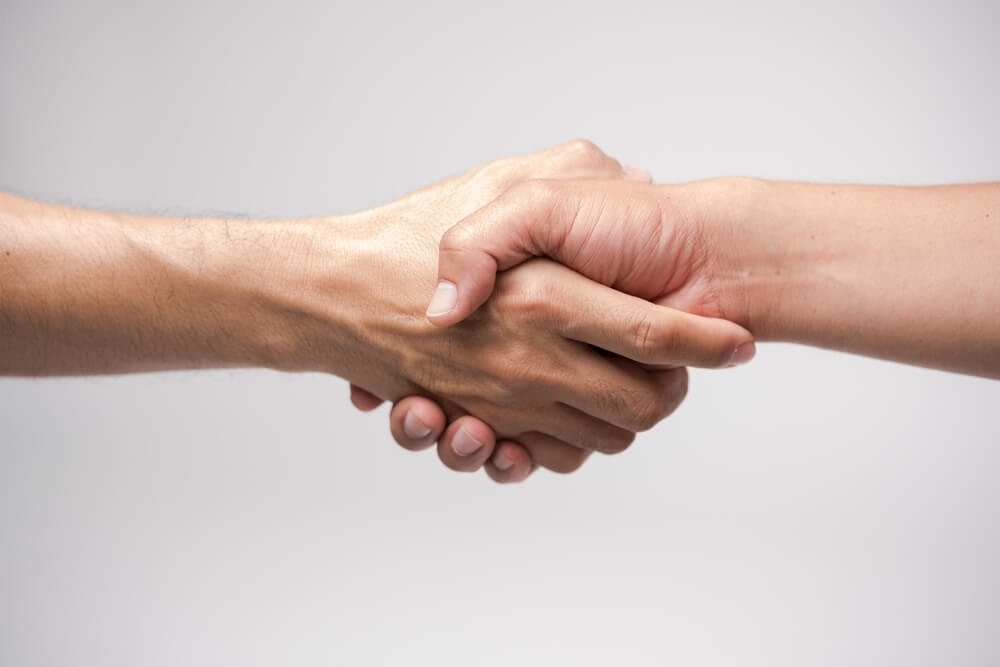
xmin=483 ymin=344 xmax=548 ymax=400
xmin=477 ymin=156 xmax=511 ymax=177
xmin=629 ymin=314 xmax=672 ymax=359
xmin=475 ymin=157 xmax=522 ymax=191
xmin=641 ymin=372 xmax=690 ymax=427
xmin=629 ymin=391 xmax=666 ymax=432
xmin=670 ymin=370 xmax=690 ymax=409
xmin=629 ymin=315 xmax=656 ymax=357
xmin=439 ymin=221 xmax=476 ymax=253
xmin=565 ymin=138 xmax=604 ymax=165
xmin=654 ymin=369 xmax=689 ymax=420
xmin=493 ymin=272 xmax=556 ymax=324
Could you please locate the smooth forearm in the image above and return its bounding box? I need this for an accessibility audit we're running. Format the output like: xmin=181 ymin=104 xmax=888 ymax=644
xmin=703 ymin=178 xmax=1000 ymax=377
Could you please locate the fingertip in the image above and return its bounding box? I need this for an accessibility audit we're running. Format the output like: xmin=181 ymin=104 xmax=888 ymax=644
xmin=438 ymin=416 xmax=497 ymax=472
xmin=424 ymin=281 xmax=492 ymax=327
xmin=712 ymin=319 xmax=756 ymax=369
xmin=727 ymin=340 xmax=756 ymax=367
xmin=425 ymin=308 xmax=465 ymax=328
xmin=656 ymin=308 xmax=757 ymax=370
xmin=485 ymin=441 xmax=533 ymax=484
xmin=349 ymin=384 xmax=384 ymax=412
xmin=434 ymin=211 xmax=519 ymax=326
xmin=423 ymin=276 xmax=475 ymax=327
xmin=453 ymin=416 xmax=494 ymax=451
xmin=351 ymin=384 xmax=384 ymax=412
xmin=425 ymin=280 xmax=459 ymax=319
xmin=390 ymin=396 xmax=446 ymax=451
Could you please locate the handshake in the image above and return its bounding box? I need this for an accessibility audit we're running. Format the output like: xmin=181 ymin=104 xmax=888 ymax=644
xmin=341 ymin=140 xmax=758 ymax=482
xmin=2 ymin=140 xmax=997 ymax=479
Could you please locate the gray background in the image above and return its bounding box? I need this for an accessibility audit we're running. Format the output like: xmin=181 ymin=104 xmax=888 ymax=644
xmin=1 ymin=1 xmax=998 ymax=665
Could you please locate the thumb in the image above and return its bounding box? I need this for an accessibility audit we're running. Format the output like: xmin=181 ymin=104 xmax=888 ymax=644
xmin=426 ymin=181 xmax=572 ymax=327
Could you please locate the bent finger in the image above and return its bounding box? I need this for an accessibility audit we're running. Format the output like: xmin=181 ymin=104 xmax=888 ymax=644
xmin=437 ymin=416 xmax=498 ymax=472
xmin=527 ymin=138 xmax=647 ymax=183
xmin=516 ymin=432 xmax=594 ymax=474
xmin=554 ymin=278 xmax=755 ymax=369
xmin=389 ymin=396 xmax=448 ymax=452
xmin=484 ymin=441 xmax=535 ymax=484
xmin=350 ymin=384 xmax=384 ymax=411
xmin=649 ymin=366 xmax=690 ymax=420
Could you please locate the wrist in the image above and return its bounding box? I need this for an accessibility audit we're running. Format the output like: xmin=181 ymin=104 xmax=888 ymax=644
xmin=695 ymin=176 xmax=881 ymax=346
xmin=228 ymin=211 xmax=386 ymax=375
xmin=688 ymin=176 xmax=828 ymax=342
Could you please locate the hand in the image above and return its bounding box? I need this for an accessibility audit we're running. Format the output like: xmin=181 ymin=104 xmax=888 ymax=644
xmin=336 ymin=248 xmax=722 ymax=471
xmin=424 ymin=175 xmax=1000 ymax=379
xmin=340 ymin=142 xmax=752 ymax=481
xmin=423 ymin=176 xmax=760 ymax=338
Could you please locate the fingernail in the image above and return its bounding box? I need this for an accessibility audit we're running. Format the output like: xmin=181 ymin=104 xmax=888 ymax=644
xmin=493 ymin=452 xmax=514 ymax=470
xmin=623 ymin=164 xmax=652 ymax=182
xmin=426 ymin=280 xmax=458 ymax=318
xmin=402 ymin=412 xmax=433 ymax=439
xmin=728 ymin=342 xmax=756 ymax=367
xmin=452 ymin=428 xmax=485 ymax=457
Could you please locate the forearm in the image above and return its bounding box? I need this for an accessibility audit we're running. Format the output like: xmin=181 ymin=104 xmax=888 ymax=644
xmin=0 ymin=193 xmax=360 ymax=376
xmin=706 ymin=179 xmax=1000 ymax=377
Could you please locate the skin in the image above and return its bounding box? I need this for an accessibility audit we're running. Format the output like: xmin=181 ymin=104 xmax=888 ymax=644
xmin=387 ymin=169 xmax=999 ymax=476
xmin=0 ymin=141 xmax=753 ymax=480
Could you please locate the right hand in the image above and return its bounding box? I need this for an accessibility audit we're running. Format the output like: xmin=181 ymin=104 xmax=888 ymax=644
xmin=338 ymin=254 xmax=715 ymax=478
xmin=424 ymin=175 xmax=759 ymax=337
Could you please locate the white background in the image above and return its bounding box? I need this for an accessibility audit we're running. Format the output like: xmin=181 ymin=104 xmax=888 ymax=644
xmin=1 ymin=1 xmax=998 ymax=665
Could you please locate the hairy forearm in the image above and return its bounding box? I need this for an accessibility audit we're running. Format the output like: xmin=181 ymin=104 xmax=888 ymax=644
xmin=705 ymin=179 xmax=1000 ymax=377
xmin=0 ymin=193 xmax=357 ymax=376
